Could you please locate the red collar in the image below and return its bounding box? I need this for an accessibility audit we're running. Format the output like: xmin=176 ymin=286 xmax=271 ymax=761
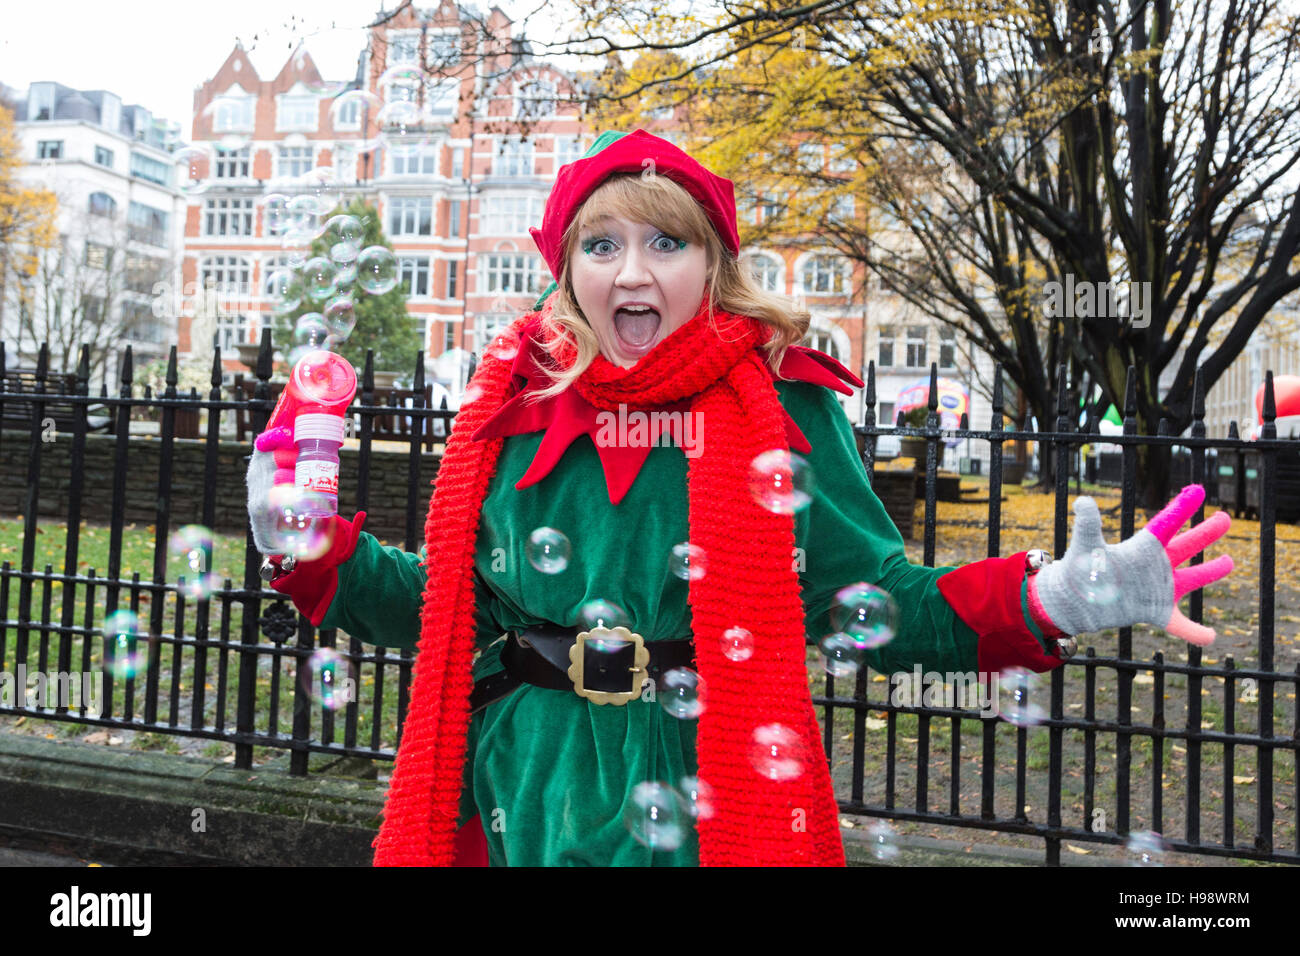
xmin=472 ymin=317 xmax=863 ymax=504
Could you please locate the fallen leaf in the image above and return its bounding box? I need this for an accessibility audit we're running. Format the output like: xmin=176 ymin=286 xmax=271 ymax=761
xmin=1233 ymin=775 xmax=1255 ymax=785
xmin=865 ymin=717 xmax=888 ymax=730
xmin=83 ymin=731 xmax=109 ymax=744
xmin=1066 ymin=844 xmax=1091 ymax=855
xmin=1133 ymin=674 xmax=1154 ymax=685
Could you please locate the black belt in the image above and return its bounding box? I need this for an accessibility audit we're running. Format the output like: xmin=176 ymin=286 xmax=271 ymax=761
xmin=469 ymin=623 xmax=695 ymax=713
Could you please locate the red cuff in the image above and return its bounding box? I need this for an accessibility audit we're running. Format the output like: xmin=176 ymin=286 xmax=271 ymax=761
xmin=936 ymin=551 xmax=1065 ymax=675
xmin=269 ymin=512 xmax=367 ymax=627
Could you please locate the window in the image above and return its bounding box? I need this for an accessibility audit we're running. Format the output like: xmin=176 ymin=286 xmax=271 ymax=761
xmin=277 ymin=146 xmax=313 ymax=178
xmin=759 ymin=193 xmax=784 ymax=223
xmin=29 ymin=84 xmax=55 ymax=121
xmin=555 ymin=136 xmax=583 ymax=167
xmin=399 ymin=257 xmax=430 ymax=297
xmin=828 ymin=147 xmax=855 ymax=173
xmin=262 ymin=256 xmax=295 ymax=294
xmin=211 ymin=95 xmax=254 ymax=131
xmin=939 ymin=326 xmax=957 ymax=369
xmin=798 ymin=142 xmax=823 ymax=173
xmin=426 ymin=79 xmax=460 ymax=119
xmin=217 ymin=313 xmax=248 ymax=353
xmin=126 ymin=254 xmax=166 ymax=294
xmin=475 ymin=313 xmax=512 ymax=351
xmin=334 ymin=145 xmax=357 ymax=184
xmin=446 ymin=260 xmax=459 ymax=298
xmin=82 ymin=295 xmax=105 ymax=325
xmin=333 ymin=97 xmax=362 ymax=130
xmin=203 ymin=197 xmax=254 ymax=237
xmin=482 ymin=195 xmax=543 ymax=235
xmin=214 ymin=147 xmax=250 ymax=179
xmin=201 ymin=256 xmax=253 ymax=296
xmin=516 ymin=78 xmax=557 ymax=120
xmin=94 ymin=146 xmax=114 ymax=168
xmin=428 ymin=31 xmax=461 ymax=66
xmin=879 ymin=402 xmax=895 ymax=427
xmin=89 ymin=192 xmax=116 ymax=217
xmin=276 ymin=95 xmax=319 ymax=132
xmin=494 ymin=137 xmax=533 ymax=177
xmin=747 ymin=254 xmax=781 ymax=293
xmin=804 ymin=329 xmax=842 ymax=362
xmin=389 ymin=31 xmax=419 ymax=65
xmin=414 ymin=314 xmax=429 ymax=350
xmin=123 ymin=302 xmax=164 ymax=343
xmin=130 ymin=152 xmax=170 ymax=186
xmin=85 ymin=243 xmax=111 ymax=270
xmin=451 ymin=147 xmax=465 ymax=179
xmin=448 ymin=199 xmax=461 ymax=238
xmin=389 ymin=196 xmax=433 ymax=236
xmin=129 ymin=202 xmax=170 ymax=246
xmin=37 ymin=140 xmax=63 ymax=160
xmin=483 ymin=253 xmax=542 ymax=295
xmin=877 ymin=326 xmax=895 ymax=368
xmin=906 ymin=325 xmax=927 ymax=368
xmin=801 ymin=255 xmax=847 ymax=295
xmin=392 ymin=148 xmax=437 ymax=176
xmin=828 ymin=194 xmax=854 ymax=225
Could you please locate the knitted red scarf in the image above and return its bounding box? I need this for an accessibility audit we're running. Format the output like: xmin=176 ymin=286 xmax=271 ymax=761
xmin=372 ymin=298 xmax=845 ymax=866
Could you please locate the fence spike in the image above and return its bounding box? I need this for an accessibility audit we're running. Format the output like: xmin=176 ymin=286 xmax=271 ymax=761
xmin=256 ymin=327 xmax=273 ymax=382
xmin=166 ymin=345 xmax=179 ymax=389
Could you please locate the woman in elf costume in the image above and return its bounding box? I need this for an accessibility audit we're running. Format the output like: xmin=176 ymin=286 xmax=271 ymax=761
xmin=248 ymin=129 xmax=1235 ymax=867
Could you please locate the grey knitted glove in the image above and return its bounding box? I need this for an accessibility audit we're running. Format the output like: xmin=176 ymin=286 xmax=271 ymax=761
xmin=1029 ymin=486 xmax=1235 ymax=646
xmin=246 ymin=424 xmax=296 ymax=553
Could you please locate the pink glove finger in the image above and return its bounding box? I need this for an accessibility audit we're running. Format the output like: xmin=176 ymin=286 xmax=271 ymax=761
xmin=1166 ymin=606 xmax=1216 ymax=646
xmin=1144 ymin=484 xmax=1206 ymax=545
xmin=1166 ymin=510 xmax=1232 ymax=566
xmin=1172 ymin=554 xmax=1234 ymax=601
xmin=272 ymin=447 xmax=297 ymax=470
xmin=273 ymin=467 xmax=296 ymax=486
xmin=255 ymin=425 xmax=295 ymax=453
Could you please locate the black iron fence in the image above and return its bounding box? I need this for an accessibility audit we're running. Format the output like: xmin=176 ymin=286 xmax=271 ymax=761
xmin=0 ymin=333 xmax=1294 ymax=866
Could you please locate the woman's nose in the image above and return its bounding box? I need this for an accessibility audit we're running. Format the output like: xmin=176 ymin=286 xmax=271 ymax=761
xmin=614 ymin=246 xmax=652 ymax=287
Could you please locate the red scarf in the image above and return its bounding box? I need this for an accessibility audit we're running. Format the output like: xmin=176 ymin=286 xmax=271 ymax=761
xmin=372 ymin=298 xmax=845 ymax=866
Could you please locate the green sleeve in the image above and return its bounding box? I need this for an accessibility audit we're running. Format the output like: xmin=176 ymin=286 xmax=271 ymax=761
xmin=319 ymin=532 xmax=505 ymax=654
xmin=780 ymin=381 xmax=980 ymax=675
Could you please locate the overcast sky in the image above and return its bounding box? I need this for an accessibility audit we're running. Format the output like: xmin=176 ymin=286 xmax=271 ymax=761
xmin=1 ymin=0 xmax=557 ymax=134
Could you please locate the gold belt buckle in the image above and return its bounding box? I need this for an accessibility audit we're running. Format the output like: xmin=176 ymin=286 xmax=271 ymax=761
xmin=567 ymin=626 xmax=649 ymax=706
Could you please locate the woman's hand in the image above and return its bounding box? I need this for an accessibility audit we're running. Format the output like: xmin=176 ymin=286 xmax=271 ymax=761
xmin=1028 ymin=485 xmax=1234 ymax=645
xmin=246 ymin=424 xmax=296 ymax=554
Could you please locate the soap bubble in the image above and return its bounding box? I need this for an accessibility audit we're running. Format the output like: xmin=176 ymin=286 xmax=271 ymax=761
xmin=294 ymin=313 xmax=331 ymax=351
xmin=306 ymin=648 xmax=353 ymax=711
xmin=260 ymin=193 xmax=292 ymax=237
xmin=323 ymin=296 xmax=357 ymax=340
xmin=658 ymin=667 xmax=706 ymax=719
xmin=302 ymin=257 xmax=338 ymax=302
xmin=289 ymin=195 xmax=324 ymax=240
xmin=669 ymin=542 xmax=706 ymax=581
xmin=819 ymin=632 xmax=866 ymax=678
xmin=578 ymin=599 xmax=631 ymax=631
xmin=748 ymin=449 xmax=815 ymax=514
xmin=296 ymin=165 xmax=341 ymax=216
xmin=485 ymin=335 xmax=519 ymax=363
xmin=998 ymin=666 xmax=1045 ymax=727
xmin=1082 ymin=547 xmax=1120 ymax=605
xmin=332 ymin=260 xmax=358 ymax=293
xmin=379 ymin=64 xmax=428 ymax=95
xmin=103 ymin=609 xmax=147 ymax=679
xmin=461 ymin=384 xmax=484 ymax=406
xmin=356 ymin=246 xmax=398 ymax=294
xmin=173 ymin=145 xmax=212 ymax=194
xmin=291 ymin=348 xmax=356 ymax=405
xmin=281 ymin=235 xmax=310 ymax=271
xmin=1126 ymin=830 xmax=1169 ymax=866
xmin=720 ymin=626 xmax=754 ymax=662
xmin=325 ymin=214 xmax=364 ymax=263
xmin=678 ymin=776 xmax=716 ymax=820
xmin=830 ymin=583 xmax=898 ymax=650
xmin=377 ymin=100 xmax=433 ymax=157
xmin=526 ymin=527 xmax=570 ymax=574
xmin=866 ymin=820 xmax=901 ymax=862
xmin=267 ymin=269 xmax=304 ymax=316
xmin=264 ymin=485 xmax=334 ymax=561
xmin=623 ymin=781 xmax=686 ymax=851
xmin=170 ymin=524 xmax=218 ymax=601
xmin=749 ymin=723 xmax=807 ymax=782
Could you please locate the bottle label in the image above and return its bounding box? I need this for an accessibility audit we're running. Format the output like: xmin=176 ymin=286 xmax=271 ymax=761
xmin=296 ymin=459 xmax=339 ymax=497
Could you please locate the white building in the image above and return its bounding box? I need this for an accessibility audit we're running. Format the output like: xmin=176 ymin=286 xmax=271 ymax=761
xmin=4 ymin=81 xmax=186 ymax=381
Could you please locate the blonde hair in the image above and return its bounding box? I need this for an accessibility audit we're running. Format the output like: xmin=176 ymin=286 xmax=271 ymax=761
xmin=532 ymin=172 xmax=810 ymax=399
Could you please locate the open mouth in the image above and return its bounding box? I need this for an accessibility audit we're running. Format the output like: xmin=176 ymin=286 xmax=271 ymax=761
xmin=612 ymin=306 xmax=662 ymax=354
